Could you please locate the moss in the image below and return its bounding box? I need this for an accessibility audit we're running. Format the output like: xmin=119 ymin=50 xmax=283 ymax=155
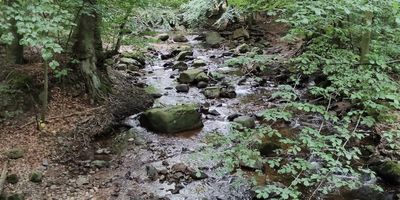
xmin=6 ymin=174 xmax=19 ymax=184
xmin=374 ymin=161 xmax=400 ymax=185
xmin=144 ymin=85 xmax=159 ymax=95
xmin=29 ymin=171 xmax=43 ymax=183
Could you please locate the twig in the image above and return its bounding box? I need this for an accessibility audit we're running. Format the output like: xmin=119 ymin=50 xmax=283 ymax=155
xmin=0 ymin=161 xmax=8 ymax=195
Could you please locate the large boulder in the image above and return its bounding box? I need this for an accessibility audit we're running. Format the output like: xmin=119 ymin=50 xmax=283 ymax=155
xmin=140 ymin=104 xmax=203 ymax=134
xmin=205 ymin=32 xmax=224 ymax=47
xmin=178 ymin=69 xmax=205 ymax=83
xmin=172 ymin=62 xmax=188 ymax=71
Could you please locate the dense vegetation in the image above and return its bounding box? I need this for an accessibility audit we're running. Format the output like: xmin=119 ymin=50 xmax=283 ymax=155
xmin=1 ymin=0 xmax=399 ymax=199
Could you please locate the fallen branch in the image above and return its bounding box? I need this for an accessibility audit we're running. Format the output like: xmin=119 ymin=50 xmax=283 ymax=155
xmin=0 ymin=162 xmax=8 ymax=195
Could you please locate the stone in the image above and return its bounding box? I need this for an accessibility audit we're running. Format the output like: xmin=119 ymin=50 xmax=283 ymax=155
xmin=29 ymin=171 xmax=43 ymax=183
xmin=176 ymin=51 xmax=193 ymax=61
xmin=195 ymin=72 xmax=208 ymax=82
xmin=76 ymin=176 xmax=89 ymax=186
xmin=146 ymin=165 xmax=158 ymax=181
xmin=197 ymin=81 xmax=208 ymax=89
xmin=190 ymin=171 xmax=208 ymax=180
xmin=173 ymin=34 xmax=188 ymax=42
xmin=120 ymin=57 xmax=142 ymax=67
xmin=6 ymin=174 xmax=19 ymax=184
xmin=220 ymin=86 xmax=236 ymax=98
xmin=237 ymin=44 xmax=250 ymax=53
xmin=192 ymin=59 xmax=206 ymax=68
xmin=178 ymin=69 xmax=204 ymax=83
xmin=172 ymin=62 xmax=188 ymax=71
xmin=5 ymin=148 xmax=24 ymax=159
xmin=205 ymin=32 xmax=224 ymax=47
xmin=171 ymin=163 xmax=187 ymax=172
xmin=232 ymin=28 xmax=250 ymax=40
xmin=210 ymin=72 xmax=224 ymax=81
xmin=227 ymin=113 xmax=241 ymax=121
xmin=203 ymin=87 xmax=221 ymax=99
xmin=5 ymin=193 xmax=24 ymax=200
xmin=140 ymin=104 xmax=203 ymax=134
xmin=127 ymin=64 xmax=139 ymax=71
xmin=158 ymin=33 xmax=169 ymax=41
xmin=121 ymin=51 xmax=146 ymax=66
xmin=233 ymin=116 xmax=256 ymax=129
xmin=374 ymin=161 xmax=400 ymax=185
xmin=175 ymin=84 xmax=189 ymax=93
xmin=115 ymin=63 xmax=127 ymax=70
xmin=91 ymin=160 xmax=110 ymax=168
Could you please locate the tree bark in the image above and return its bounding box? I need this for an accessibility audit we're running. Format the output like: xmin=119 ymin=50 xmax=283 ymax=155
xmin=72 ymin=0 xmax=109 ymax=101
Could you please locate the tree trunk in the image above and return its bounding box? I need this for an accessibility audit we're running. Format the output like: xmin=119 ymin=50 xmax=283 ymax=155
xmin=40 ymin=62 xmax=49 ymax=122
xmin=360 ymin=11 xmax=373 ymax=64
xmin=72 ymin=0 xmax=109 ymax=101
xmin=5 ymin=0 xmax=24 ymax=64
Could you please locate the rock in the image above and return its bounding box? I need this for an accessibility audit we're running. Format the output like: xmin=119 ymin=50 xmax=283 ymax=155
xmin=176 ymin=51 xmax=193 ymax=61
xmin=6 ymin=174 xmax=19 ymax=184
xmin=173 ymin=34 xmax=188 ymax=42
xmin=29 ymin=171 xmax=43 ymax=183
xmin=227 ymin=113 xmax=241 ymax=121
xmin=127 ymin=64 xmax=139 ymax=71
xmin=232 ymin=28 xmax=250 ymax=40
xmin=237 ymin=44 xmax=250 ymax=53
xmin=233 ymin=116 xmax=256 ymax=129
xmin=146 ymin=165 xmax=158 ymax=181
xmin=197 ymin=81 xmax=208 ymax=88
xmin=203 ymin=87 xmax=221 ymax=99
xmin=121 ymin=51 xmax=146 ymax=66
xmin=205 ymin=32 xmax=224 ymax=47
xmin=208 ymin=109 xmax=220 ymax=116
xmin=162 ymin=161 xmax=169 ymax=166
xmin=115 ymin=63 xmax=127 ymax=70
xmin=192 ymin=59 xmax=206 ymax=68
xmin=251 ymin=47 xmax=263 ymax=54
xmin=172 ymin=62 xmax=188 ymax=71
xmin=120 ymin=57 xmax=142 ymax=67
xmin=220 ymin=86 xmax=236 ymax=98
xmin=91 ymin=160 xmax=110 ymax=168
xmin=76 ymin=176 xmax=89 ymax=186
xmin=158 ymin=33 xmax=169 ymax=41
xmin=210 ymin=72 xmax=224 ymax=81
xmin=178 ymin=69 xmax=204 ymax=83
xmin=171 ymin=163 xmax=188 ymax=172
xmin=259 ymin=142 xmax=280 ymax=157
xmin=151 ymin=93 xmax=163 ymax=99
xmin=175 ymin=84 xmax=189 ymax=93
xmin=140 ymin=104 xmax=203 ymax=134
xmin=195 ymin=72 xmax=208 ymax=82
xmin=5 ymin=148 xmax=24 ymax=159
xmin=190 ymin=171 xmax=208 ymax=180
xmin=374 ymin=161 xmax=400 ymax=185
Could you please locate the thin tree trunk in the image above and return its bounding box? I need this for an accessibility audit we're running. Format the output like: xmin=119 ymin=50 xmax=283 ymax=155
xmin=360 ymin=11 xmax=373 ymax=64
xmin=5 ymin=0 xmax=24 ymax=64
xmin=41 ymin=62 xmax=49 ymax=121
xmin=0 ymin=162 xmax=7 ymax=195
xmin=72 ymin=0 xmax=109 ymax=101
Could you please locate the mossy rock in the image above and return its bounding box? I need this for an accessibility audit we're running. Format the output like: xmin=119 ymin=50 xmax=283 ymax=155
xmin=140 ymin=104 xmax=203 ymax=134
xmin=374 ymin=161 xmax=400 ymax=185
xmin=29 ymin=171 xmax=43 ymax=183
xmin=6 ymin=193 xmax=24 ymax=200
xmin=233 ymin=116 xmax=255 ymax=129
xmin=178 ymin=69 xmax=204 ymax=84
xmin=176 ymin=51 xmax=193 ymax=61
xmin=205 ymin=32 xmax=224 ymax=47
xmin=203 ymin=87 xmax=220 ymax=99
xmin=5 ymin=148 xmax=24 ymax=159
xmin=121 ymin=51 xmax=146 ymax=66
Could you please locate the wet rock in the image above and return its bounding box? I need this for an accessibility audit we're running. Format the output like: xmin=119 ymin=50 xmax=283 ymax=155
xmin=210 ymin=72 xmax=224 ymax=81
xmin=173 ymin=34 xmax=188 ymax=43
xmin=190 ymin=171 xmax=208 ymax=180
xmin=169 ymin=183 xmax=184 ymax=194
xmin=140 ymin=104 xmax=203 ymax=134
xmin=158 ymin=33 xmax=169 ymax=41
xmin=6 ymin=174 xmax=19 ymax=184
xmin=206 ymin=31 xmax=224 ymax=47
xmin=127 ymin=64 xmax=139 ymax=71
xmin=171 ymin=163 xmax=188 ymax=173
xmin=151 ymin=93 xmax=163 ymax=99
xmin=120 ymin=57 xmax=142 ymax=67
xmin=197 ymin=81 xmax=208 ymax=88
xmin=220 ymin=86 xmax=236 ymax=98
xmin=172 ymin=61 xmax=188 ymax=71
xmin=163 ymin=61 xmax=173 ymax=68
xmin=115 ymin=63 xmax=127 ymax=70
xmin=373 ymin=161 xmax=400 ymax=185
xmin=208 ymin=109 xmax=220 ymax=116
xmin=91 ymin=160 xmax=110 ymax=168
xmin=5 ymin=148 xmax=24 ymax=159
xmin=195 ymin=72 xmax=208 ymax=82
xmin=146 ymin=165 xmax=158 ymax=181
xmin=176 ymin=51 xmax=193 ymax=61
xmin=232 ymin=28 xmax=250 ymax=40
xmin=227 ymin=113 xmax=241 ymax=121
xmin=233 ymin=116 xmax=256 ymax=129
xmin=192 ymin=59 xmax=206 ymax=68
xmin=162 ymin=161 xmax=169 ymax=166
xmin=237 ymin=44 xmax=250 ymax=53
xmin=175 ymin=84 xmax=189 ymax=93
xmin=29 ymin=171 xmax=43 ymax=183
xmin=178 ymin=69 xmax=204 ymax=83
xmin=203 ymin=87 xmax=221 ymax=99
